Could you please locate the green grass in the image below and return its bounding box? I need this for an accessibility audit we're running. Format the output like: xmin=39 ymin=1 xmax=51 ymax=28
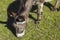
xmin=0 ymin=0 xmax=60 ymax=40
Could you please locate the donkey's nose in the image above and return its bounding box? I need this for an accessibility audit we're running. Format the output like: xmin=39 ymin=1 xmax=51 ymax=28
xmin=16 ymin=30 xmax=25 ymax=37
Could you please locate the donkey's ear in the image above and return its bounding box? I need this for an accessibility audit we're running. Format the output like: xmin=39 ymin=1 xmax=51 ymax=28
xmin=11 ymin=12 xmax=17 ymax=17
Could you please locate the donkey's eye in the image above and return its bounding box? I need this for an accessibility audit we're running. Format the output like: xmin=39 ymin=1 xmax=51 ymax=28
xmin=15 ymin=16 xmax=25 ymax=22
xmin=16 ymin=18 xmax=24 ymax=22
xmin=19 ymin=19 xmax=22 ymax=21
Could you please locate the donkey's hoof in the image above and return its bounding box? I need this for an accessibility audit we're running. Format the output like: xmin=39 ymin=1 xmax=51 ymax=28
xmin=51 ymin=9 xmax=55 ymax=11
xmin=57 ymin=7 xmax=60 ymax=11
xmin=35 ymin=21 xmax=39 ymax=24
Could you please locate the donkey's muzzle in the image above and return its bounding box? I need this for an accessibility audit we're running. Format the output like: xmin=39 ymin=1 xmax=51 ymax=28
xmin=15 ymin=21 xmax=26 ymax=37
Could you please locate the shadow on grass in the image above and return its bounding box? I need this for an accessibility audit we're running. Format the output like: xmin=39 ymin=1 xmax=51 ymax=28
xmin=0 ymin=20 xmax=16 ymax=36
xmin=44 ymin=2 xmax=54 ymax=11
xmin=30 ymin=5 xmax=38 ymax=13
xmin=5 ymin=1 xmax=20 ymax=36
xmin=0 ymin=21 xmax=7 ymax=24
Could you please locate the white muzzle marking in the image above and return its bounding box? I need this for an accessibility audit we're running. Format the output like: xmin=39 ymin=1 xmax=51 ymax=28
xmin=16 ymin=30 xmax=25 ymax=37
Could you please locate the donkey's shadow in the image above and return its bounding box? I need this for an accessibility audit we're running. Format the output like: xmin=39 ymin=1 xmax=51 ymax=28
xmin=6 ymin=1 xmax=21 ymax=36
xmin=44 ymin=2 xmax=54 ymax=11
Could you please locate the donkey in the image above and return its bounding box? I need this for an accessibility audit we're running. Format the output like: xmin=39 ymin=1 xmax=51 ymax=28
xmin=9 ymin=0 xmax=53 ymax=37
xmin=9 ymin=0 xmax=45 ymax=37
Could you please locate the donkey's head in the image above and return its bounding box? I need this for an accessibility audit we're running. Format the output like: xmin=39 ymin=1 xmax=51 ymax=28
xmin=11 ymin=12 xmax=27 ymax=37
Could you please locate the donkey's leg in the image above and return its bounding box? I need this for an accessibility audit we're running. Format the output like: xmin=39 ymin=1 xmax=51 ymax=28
xmin=24 ymin=0 xmax=33 ymax=23
xmin=54 ymin=0 xmax=60 ymax=10
xmin=36 ymin=2 xmax=44 ymax=24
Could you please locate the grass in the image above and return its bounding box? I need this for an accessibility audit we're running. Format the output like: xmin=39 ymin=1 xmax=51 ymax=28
xmin=0 ymin=0 xmax=60 ymax=40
